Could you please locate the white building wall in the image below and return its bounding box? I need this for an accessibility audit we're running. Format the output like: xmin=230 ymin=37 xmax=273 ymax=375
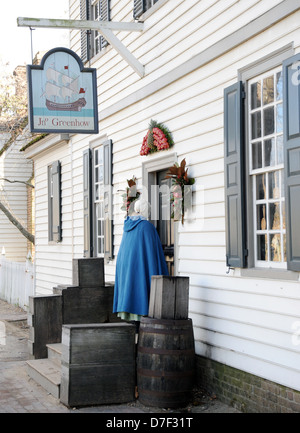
xmin=28 ymin=0 xmax=300 ymax=391
xmin=0 ymin=130 xmax=33 ymax=261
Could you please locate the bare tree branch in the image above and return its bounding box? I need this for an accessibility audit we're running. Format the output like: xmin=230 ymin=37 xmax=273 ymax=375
xmin=0 ymin=200 xmax=35 ymax=245
xmin=0 ymin=177 xmax=34 ymax=188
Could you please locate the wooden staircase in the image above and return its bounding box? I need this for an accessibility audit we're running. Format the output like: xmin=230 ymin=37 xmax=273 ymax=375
xmin=26 ymin=343 xmax=62 ymax=399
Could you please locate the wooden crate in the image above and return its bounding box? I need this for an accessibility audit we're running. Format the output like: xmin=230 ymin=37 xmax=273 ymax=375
xmin=28 ymin=295 xmax=62 ymax=359
xmin=72 ymin=257 xmax=105 ymax=288
xmin=59 ymin=284 xmax=120 ymax=324
xmin=60 ymin=323 xmax=136 ymax=407
xmin=148 ymin=276 xmax=189 ymax=320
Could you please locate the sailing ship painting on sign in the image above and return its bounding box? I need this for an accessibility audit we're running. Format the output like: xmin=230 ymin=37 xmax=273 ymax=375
xmin=27 ymin=48 xmax=98 ymax=134
xmin=45 ymin=66 xmax=87 ymax=112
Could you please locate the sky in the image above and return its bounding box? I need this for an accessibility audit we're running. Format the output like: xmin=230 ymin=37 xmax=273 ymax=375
xmin=0 ymin=0 xmax=69 ymax=73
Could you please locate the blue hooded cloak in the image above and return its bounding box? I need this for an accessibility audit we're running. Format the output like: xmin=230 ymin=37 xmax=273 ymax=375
xmin=113 ymin=216 xmax=168 ymax=317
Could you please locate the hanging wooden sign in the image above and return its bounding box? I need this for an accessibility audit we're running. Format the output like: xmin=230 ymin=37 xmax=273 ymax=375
xmin=27 ymin=48 xmax=98 ymax=134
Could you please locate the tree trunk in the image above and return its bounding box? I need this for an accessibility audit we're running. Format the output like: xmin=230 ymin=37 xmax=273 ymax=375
xmin=0 ymin=200 xmax=35 ymax=245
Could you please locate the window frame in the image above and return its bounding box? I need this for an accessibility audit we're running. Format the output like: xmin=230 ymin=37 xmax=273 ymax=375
xmin=248 ymin=67 xmax=286 ymax=269
xmin=133 ymin=0 xmax=168 ymax=20
xmin=237 ymin=44 xmax=294 ymax=270
xmin=91 ymin=0 xmax=110 ymax=57
xmin=93 ymin=145 xmax=105 ymax=258
xmin=80 ymin=0 xmax=110 ymax=63
xmin=86 ymin=136 xmax=113 ymax=261
xmin=48 ymin=160 xmax=62 ymax=244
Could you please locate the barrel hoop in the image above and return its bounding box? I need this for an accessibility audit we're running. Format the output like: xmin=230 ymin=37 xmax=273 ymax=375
xmin=138 ymin=346 xmax=195 ymax=356
xmin=140 ymin=327 xmax=192 ymax=335
xmin=141 ymin=318 xmax=192 ymax=326
xmin=137 ymin=367 xmax=195 ymax=378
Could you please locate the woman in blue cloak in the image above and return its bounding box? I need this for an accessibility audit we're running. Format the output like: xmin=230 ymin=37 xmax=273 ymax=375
xmin=113 ymin=199 xmax=168 ymax=322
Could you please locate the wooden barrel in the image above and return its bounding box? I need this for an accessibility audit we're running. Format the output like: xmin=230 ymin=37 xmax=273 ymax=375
xmin=137 ymin=317 xmax=195 ymax=408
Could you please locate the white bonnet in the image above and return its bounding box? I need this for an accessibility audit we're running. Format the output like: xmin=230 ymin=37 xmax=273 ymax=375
xmin=134 ymin=199 xmax=150 ymax=218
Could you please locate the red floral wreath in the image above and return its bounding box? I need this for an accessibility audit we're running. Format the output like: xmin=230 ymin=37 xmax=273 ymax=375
xmin=140 ymin=119 xmax=174 ymax=156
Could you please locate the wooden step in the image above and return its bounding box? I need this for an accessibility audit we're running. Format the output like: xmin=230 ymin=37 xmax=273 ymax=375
xmin=26 ymin=359 xmax=61 ymax=399
xmin=47 ymin=343 xmax=62 ymax=365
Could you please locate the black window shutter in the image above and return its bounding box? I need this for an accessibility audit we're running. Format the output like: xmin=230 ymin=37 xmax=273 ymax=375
xmin=83 ymin=148 xmax=93 ymax=257
xmin=283 ymin=53 xmax=300 ymax=271
xmin=133 ymin=0 xmax=145 ymax=19
xmin=103 ymin=139 xmax=113 ymax=262
xmin=100 ymin=0 xmax=110 ymax=49
xmin=80 ymin=0 xmax=91 ymax=63
xmin=224 ymin=81 xmax=247 ymax=268
xmin=49 ymin=161 xmax=62 ymax=243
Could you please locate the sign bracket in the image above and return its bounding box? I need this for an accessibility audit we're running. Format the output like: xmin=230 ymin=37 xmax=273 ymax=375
xmin=17 ymin=17 xmax=145 ymax=77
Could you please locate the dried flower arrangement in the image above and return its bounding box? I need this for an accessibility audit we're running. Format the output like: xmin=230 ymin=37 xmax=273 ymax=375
xmin=165 ymin=158 xmax=195 ymax=224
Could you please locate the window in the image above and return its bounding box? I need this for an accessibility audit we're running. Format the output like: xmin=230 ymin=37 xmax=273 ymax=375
xmin=133 ymin=0 xmax=159 ymax=19
xmin=48 ymin=161 xmax=62 ymax=243
xmin=80 ymin=0 xmax=110 ymax=63
xmin=145 ymin=0 xmax=159 ymax=9
xmin=224 ymin=52 xmax=300 ymax=272
xmin=248 ymin=68 xmax=286 ymax=268
xmin=94 ymin=146 xmax=105 ymax=256
xmin=91 ymin=0 xmax=110 ymax=56
xmin=83 ymin=140 xmax=113 ymax=260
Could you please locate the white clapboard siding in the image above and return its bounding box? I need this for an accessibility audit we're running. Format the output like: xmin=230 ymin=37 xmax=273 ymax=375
xmin=33 ymin=141 xmax=74 ymax=294
xmin=27 ymin=0 xmax=300 ymax=391
xmin=0 ymin=129 xmax=33 ymax=262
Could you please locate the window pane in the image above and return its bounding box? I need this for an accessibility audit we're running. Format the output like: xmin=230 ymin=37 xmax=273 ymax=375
xmin=99 ymin=166 xmax=103 ymax=182
xmin=251 ymin=112 xmax=261 ymax=139
xmin=270 ymin=234 xmax=281 ymax=262
xmin=252 ymin=141 xmax=262 ymax=169
xmin=98 ymin=219 xmax=102 ymax=236
xmin=251 ymin=82 xmax=261 ymax=109
xmin=95 ymin=184 xmax=99 ymax=201
xmin=263 ymin=76 xmax=274 ymax=105
xmin=256 ymin=174 xmax=266 ymax=200
xmin=269 ymin=202 xmax=280 ymax=230
xmin=269 ymin=171 xmax=280 ymax=199
xmin=282 ymin=202 xmax=286 ymax=230
xmin=277 ymin=136 xmax=284 ymax=164
xmin=257 ymin=235 xmax=268 ymax=261
xmin=98 ymin=238 xmax=103 ymax=254
xmin=263 ymin=107 xmax=274 ymax=136
xmin=276 ymin=71 xmax=283 ymax=101
xmin=264 ymin=139 xmax=276 ymax=167
xmin=257 ymin=204 xmax=267 ymax=230
xmin=249 ymin=68 xmax=285 ymax=268
xmin=98 ymin=148 xmax=103 ymax=164
xmin=276 ymin=103 xmax=283 ymax=133
xmin=96 ymin=38 xmax=100 ymax=54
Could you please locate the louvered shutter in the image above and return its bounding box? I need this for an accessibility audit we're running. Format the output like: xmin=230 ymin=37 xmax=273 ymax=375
xmin=283 ymin=53 xmax=300 ymax=271
xmin=100 ymin=0 xmax=110 ymax=49
xmin=83 ymin=148 xmax=93 ymax=257
xmin=224 ymin=82 xmax=247 ymax=268
xmin=133 ymin=0 xmax=145 ymax=19
xmin=49 ymin=161 xmax=62 ymax=243
xmin=103 ymin=139 xmax=113 ymax=262
xmin=80 ymin=0 xmax=91 ymax=63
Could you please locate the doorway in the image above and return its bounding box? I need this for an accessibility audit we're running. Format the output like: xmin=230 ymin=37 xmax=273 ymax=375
xmin=142 ymin=153 xmax=177 ymax=276
xmin=154 ymin=169 xmax=174 ymax=276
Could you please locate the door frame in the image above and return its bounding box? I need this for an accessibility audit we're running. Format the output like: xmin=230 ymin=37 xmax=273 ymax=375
xmin=142 ymin=152 xmax=178 ymax=275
